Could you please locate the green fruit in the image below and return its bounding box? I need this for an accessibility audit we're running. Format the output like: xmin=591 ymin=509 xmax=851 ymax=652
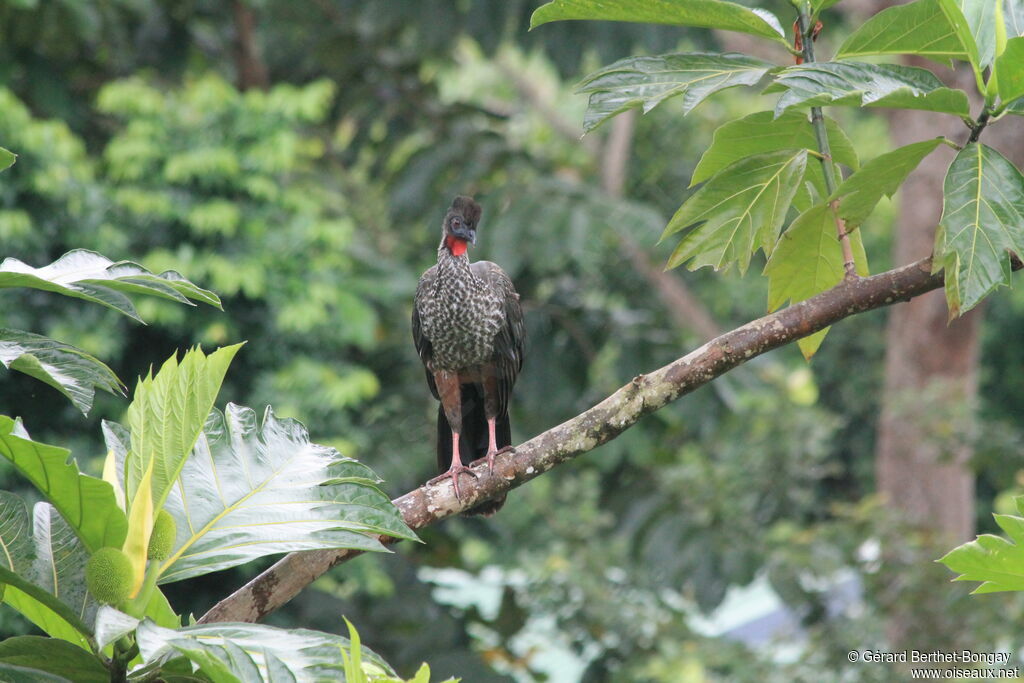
xmin=148 ymin=509 xmax=177 ymax=561
xmin=85 ymin=547 xmax=133 ymax=606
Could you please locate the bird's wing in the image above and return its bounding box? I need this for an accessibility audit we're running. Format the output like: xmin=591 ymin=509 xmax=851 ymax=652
xmin=413 ymin=265 xmax=439 ymax=400
xmin=472 ymin=260 xmax=525 ymax=417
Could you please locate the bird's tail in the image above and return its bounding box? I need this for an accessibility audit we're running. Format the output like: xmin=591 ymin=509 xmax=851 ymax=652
xmin=436 ymin=384 xmax=508 ymax=517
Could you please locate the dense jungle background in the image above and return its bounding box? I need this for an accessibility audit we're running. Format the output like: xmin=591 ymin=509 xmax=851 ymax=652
xmin=2 ymin=0 xmax=1023 ymax=680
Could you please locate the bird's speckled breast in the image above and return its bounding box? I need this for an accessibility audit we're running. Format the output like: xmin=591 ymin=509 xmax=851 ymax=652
xmin=418 ymin=251 xmax=505 ymax=371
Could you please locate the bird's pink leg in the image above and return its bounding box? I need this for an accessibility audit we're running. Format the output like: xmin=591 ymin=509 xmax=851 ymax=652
xmin=485 ymin=418 xmax=515 ymax=474
xmin=428 ymin=431 xmax=477 ymax=500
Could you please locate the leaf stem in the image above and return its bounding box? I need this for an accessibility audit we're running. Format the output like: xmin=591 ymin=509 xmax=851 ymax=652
xmin=938 ymin=136 xmax=963 ymax=152
xmin=124 ymin=561 xmax=161 ymax=619
xmin=796 ymin=4 xmax=858 ymax=279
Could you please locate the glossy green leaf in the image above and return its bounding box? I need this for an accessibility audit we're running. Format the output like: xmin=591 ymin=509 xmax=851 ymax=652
xmin=692 ymin=110 xmax=858 ymax=186
xmin=90 ymin=595 xmax=179 ymax=645
xmin=771 ymin=62 xmax=971 ymax=117
xmin=764 ymin=205 xmax=868 ymax=358
xmin=1007 ymin=0 xmax=1024 ymax=37
xmin=0 ymin=496 xmax=95 ymax=650
xmin=995 ymin=37 xmax=1024 ymax=103
xmin=0 ymin=249 xmax=221 ymax=323
xmin=141 ymin=586 xmax=181 ymax=629
xmin=1008 ymin=96 xmax=1024 ymax=114
xmin=935 ymin=143 xmax=1024 ymax=315
xmin=576 ymin=52 xmax=774 ymax=132
xmin=955 ymin=0 xmax=997 ymax=67
xmin=831 ymin=139 xmax=945 ymax=231
xmin=530 ymin=0 xmax=788 ymax=45
xmin=124 ymin=344 xmax=243 ymax=511
xmin=0 ymin=417 xmax=127 ymax=552
xmin=836 ymin=0 xmax=976 ymax=66
xmin=93 ymin=605 xmax=141 ymax=649
xmin=0 ymin=147 xmax=14 ymax=172
xmin=0 ymin=637 xmax=108 ymax=683
xmin=0 ymin=663 xmax=72 ymax=682
xmin=665 ymin=150 xmax=807 ymax=274
xmin=692 ymin=110 xmax=856 ymax=215
xmin=176 ymin=639 xmax=257 ymax=683
xmin=0 ymin=329 xmax=124 ymax=416
xmin=136 ymin=620 xmax=398 ymax=681
xmin=939 ymin=497 xmax=1024 ymax=593
xmin=149 ymin=403 xmax=417 ymax=583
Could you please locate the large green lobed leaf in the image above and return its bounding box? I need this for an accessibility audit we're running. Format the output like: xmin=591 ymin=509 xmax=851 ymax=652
xmin=691 ymin=110 xmax=857 ymax=212
xmin=0 ymin=249 xmax=221 ymax=323
xmin=935 ymin=143 xmax=1024 ymax=316
xmin=692 ymin=110 xmax=858 ymax=186
xmin=0 ymin=417 xmax=127 ymax=552
xmin=663 ymin=150 xmax=807 ymax=273
xmin=763 ymin=205 xmax=869 ymax=358
xmin=940 ymin=497 xmax=1024 ymax=593
xmin=771 ymin=62 xmax=971 ymax=117
xmin=0 ymin=329 xmax=124 ymax=416
xmin=831 ymin=139 xmax=946 ymax=231
xmin=124 ymin=344 xmax=243 ymax=510
xmin=836 ymin=0 xmax=977 ymax=67
xmin=148 ymin=403 xmax=417 ymax=583
xmin=0 ymin=637 xmax=108 ymax=683
xmin=0 ymin=662 xmax=73 ymax=682
xmin=0 ymin=495 xmax=95 ymax=650
xmin=530 ymin=0 xmax=788 ymax=46
xmin=136 ymin=620 xmax=398 ymax=681
xmin=576 ymin=52 xmax=775 ymax=132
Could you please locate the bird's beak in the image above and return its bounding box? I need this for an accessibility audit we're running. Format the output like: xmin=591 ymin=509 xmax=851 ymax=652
xmin=451 ymin=225 xmax=476 ymax=245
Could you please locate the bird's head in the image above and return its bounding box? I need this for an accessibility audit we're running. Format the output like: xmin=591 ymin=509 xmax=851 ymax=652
xmin=441 ymin=196 xmax=481 ymax=256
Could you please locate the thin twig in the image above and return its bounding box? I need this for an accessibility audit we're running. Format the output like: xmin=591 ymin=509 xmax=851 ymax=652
xmin=796 ymin=6 xmax=858 ymax=279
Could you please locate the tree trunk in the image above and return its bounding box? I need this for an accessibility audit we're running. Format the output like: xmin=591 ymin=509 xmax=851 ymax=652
xmin=875 ymin=102 xmax=981 ymax=543
xmin=231 ymin=0 xmax=269 ymax=91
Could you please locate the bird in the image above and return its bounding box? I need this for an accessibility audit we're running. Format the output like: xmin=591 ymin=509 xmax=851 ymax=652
xmin=412 ymin=196 xmax=524 ymax=516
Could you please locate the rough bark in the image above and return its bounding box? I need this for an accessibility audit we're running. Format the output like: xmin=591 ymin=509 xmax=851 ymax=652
xmin=198 ymin=255 xmax=1011 ymax=625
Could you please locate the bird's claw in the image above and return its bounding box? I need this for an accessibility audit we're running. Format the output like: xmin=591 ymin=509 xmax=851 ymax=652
xmin=428 ymin=463 xmax=478 ymax=501
xmin=484 ymin=445 xmax=516 ymax=474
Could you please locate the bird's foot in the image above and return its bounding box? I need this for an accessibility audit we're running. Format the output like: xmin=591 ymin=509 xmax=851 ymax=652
xmin=428 ymin=462 xmax=478 ymax=501
xmin=484 ymin=445 xmax=516 ymax=474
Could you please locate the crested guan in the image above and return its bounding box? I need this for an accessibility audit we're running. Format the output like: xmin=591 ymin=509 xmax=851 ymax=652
xmin=412 ymin=196 xmax=525 ymax=516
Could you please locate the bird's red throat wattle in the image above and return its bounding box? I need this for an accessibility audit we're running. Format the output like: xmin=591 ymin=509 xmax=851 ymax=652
xmin=446 ymin=236 xmax=468 ymax=256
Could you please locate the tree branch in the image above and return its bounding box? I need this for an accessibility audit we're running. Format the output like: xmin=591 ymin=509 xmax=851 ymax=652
xmin=199 ymin=254 xmax=991 ymax=625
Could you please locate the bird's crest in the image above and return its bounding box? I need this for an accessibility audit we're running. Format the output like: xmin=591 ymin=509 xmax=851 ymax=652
xmin=450 ymin=196 xmax=482 ymax=224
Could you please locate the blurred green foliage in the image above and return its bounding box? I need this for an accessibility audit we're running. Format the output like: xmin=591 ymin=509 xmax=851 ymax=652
xmin=1 ymin=1 xmax=1024 ymax=681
